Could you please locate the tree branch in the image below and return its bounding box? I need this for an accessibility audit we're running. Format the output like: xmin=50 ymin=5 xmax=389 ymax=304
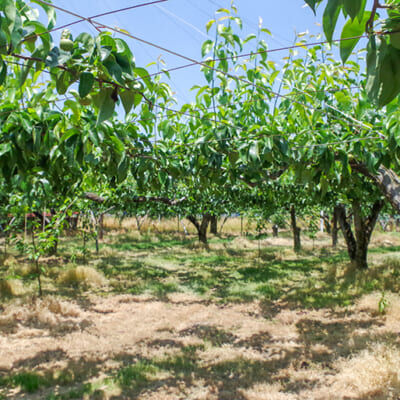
xmin=350 ymin=162 xmax=400 ymax=213
xmin=132 ymin=196 xmax=187 ymax=206
xmin=84 ymin=192 xmax=106 ymax=203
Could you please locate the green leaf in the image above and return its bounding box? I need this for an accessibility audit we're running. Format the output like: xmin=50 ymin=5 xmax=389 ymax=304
xmin=206 ymin=19 xmax=215 ymax=33
xmin=249 ymin=142 xmax=259 ymax=161
xmin=45 ymin=47 xmax=60 ymax=67
xmin=19 ymin=59 xmax=34 ymax=87
xmin=377 ymin=45 xmax=400 ymax=107
xmin=366 ymin=35 xmax=382 ymax=101
xmin=0 ymin=142 xmax=11 ymax=156
xmin=3 ymin=0 xmax=16 ymax=32
xmin=0 ymin=30 xmax=8 ymax=55
xmin=110 ymin=135 xmax=124 ymax=153
xmin=340 ymin=12 xmax=370 ymax=62
xmin=60 ymin=129 xmax=79 ymax=143
xmin=158 ymin=171 xmax=168 ymax=185
xmin=24 ymin=21 xmax=51 ymax=54
xmin=119 ymin=89 xmax=136 ymax=114
xmin=201 ymin=39 xmax=214 ymax=57
xmin=0 ymin=60 xmax=7 ymax=86
xmin=304 ymin=0 xmax=322 ymax=14
xmin=75 ymin=33 xmax=95 ymax=54
xmin=243 ymin=34 xmax=256 ymax=44
xmin=343 ymin=0 xmax=363 ymax=20
xmin=55 ymin=70 xmax=69 ymax=95
xmin=117 ymin=157 xmax=129 ymax=183
xmin=103 ymin=56 xmax=123 ymax=84
xmin=32 ymin=0 xmax=56 ymax=30
xmin=79 ymin=72 xmax=95 ymax=98
xmin=323 ymin=0 xmax=342 ymax=43
xmin=95 ymin=88 xmax=116 ymax=125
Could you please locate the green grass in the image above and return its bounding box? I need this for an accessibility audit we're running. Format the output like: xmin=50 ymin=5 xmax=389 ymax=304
xmin=3 ymin=230 xmax=400 ymax=308
xmin=0 ymin=372 xmax=47 ymax=393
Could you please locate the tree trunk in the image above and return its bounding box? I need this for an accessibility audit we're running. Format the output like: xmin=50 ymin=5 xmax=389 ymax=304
xmin=99 ymin=214 xmax=104 ymax=240
xmin=335 ymin=200 xmax=384 ymax=269
xmin=335 ymin=204 xmax=356 ymax=260
xmin=352 ymin=199 xmax=384 ymax=269
xmin=187 ymin=214 xmax=212 ymax=245
xmin=272 ymin=224 xmax=279 ymax=237
xmin=332 ymin=208 xmax=338 ymax=248
xmin=290 ymin=205 xmax=301 ymax=252
xmin=323 ymin=214 xmax=331 ymax=234
xmin=210 ymin=215 xmax=218 ymax=235
xmin=219 ymin=216 xmax=229 ymax=234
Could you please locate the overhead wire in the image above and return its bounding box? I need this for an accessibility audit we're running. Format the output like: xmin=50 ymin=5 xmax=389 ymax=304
xmin=31 ymin=0 xmax=375 ymax=134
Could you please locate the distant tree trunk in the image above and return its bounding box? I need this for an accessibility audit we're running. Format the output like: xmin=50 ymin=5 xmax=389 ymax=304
xmin=322 ymin=214 xmax=331 ymax=234
xmin=99 ymin=214 xmax=104 ymax=240
xmin=187 ymin=214 xmax=212 ymax=245
xmin=332 ymin=208 xmax=338 ymax=248
xmin=180 ymin=219 xmax=189 ymax=236
xmin=335 ymin=200 xmax=384 ymax=269
xmin=135 ymin=214 xmax=148 ymax=233
xmin=272 ymin=224 xmax=279 ymax=237
xmin=290 ymin=205 xmax=301 ymax=252
xmin=219 ymin=216 xmax=229 ymax=234
xmin=210 ymin=215 xmax=218 ymax=235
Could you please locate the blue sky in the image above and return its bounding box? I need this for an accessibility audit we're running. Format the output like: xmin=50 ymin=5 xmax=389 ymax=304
xmin=39 ymin=0 xmax=381 ymax=110
xmin=46 ymin=0 xmax=327 ymax=105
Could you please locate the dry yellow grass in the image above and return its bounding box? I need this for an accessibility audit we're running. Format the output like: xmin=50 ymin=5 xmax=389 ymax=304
xmin=103 ymin=215 xmax=260 ymax=236
xmin=328 ymin=344 xmax=400 ymax=399
xmin=58 ymin=266 xmax=108 ymax=288
xmin=0 ymin=278 xmax=24 ymax=296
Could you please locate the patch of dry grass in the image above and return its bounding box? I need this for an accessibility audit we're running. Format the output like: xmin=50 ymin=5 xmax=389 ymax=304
xmin=0 ymin=278 xmax=24 ymax=296
xmin=58 ymin=266 xmax=108 ymax=288
xmin=241 ymin=383 xmax=299 ymax=400
xmin=0 ymin=295 xmax=83 ymax=336
xmin=328 ymin=344 xmax=400 ymax=399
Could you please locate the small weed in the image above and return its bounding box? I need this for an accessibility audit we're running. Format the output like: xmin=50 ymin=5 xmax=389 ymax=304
xmin=116 ymin=361 xmax=158 ymax=387
xmin=46 ymin=383 xmax=92 ymax=400
xmin=1 ymin=372 xmax=48 ymax=393
xmin=378 ymin=291 xmax=390 ymax=314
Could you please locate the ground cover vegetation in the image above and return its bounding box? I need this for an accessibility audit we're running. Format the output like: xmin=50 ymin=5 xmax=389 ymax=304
xmin=1 ymin=0 xmax=400 ymax=398
xmin=0 ymin=218 xmax=400 ymax=399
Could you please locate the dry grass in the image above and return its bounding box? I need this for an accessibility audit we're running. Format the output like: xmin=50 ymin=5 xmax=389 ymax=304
xmin=58 ymin=266 xmax=108 ymax=288
xmin=328 ymin=344 xmax=400 ymax=399
xmin=1 ymin=229 xmax=400 ymax=399
xmin=103 ymin=215 xmax=259 ymax=236
xmin=0 ymin=279 xmax=24 ymax=296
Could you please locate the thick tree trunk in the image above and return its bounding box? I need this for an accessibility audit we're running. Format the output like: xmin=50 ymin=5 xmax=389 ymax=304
xmin=290 ymin=205 xmax=301 ymax=252
xmin=352 ymin=199 xmax=384 ymax=269
xmin=210 ymin=215 xmax=218 ymax=235
xmin=187 ymin=214 xmax=212 ymax=245
xmin=335 ymin=200 xmax=384 ymax=269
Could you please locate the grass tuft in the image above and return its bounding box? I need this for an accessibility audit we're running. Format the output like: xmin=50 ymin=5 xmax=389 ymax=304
xmin=58 ymin=266 xmax=107 ymax=288
xmin=0 ymin=279 xmax=24 ymax=297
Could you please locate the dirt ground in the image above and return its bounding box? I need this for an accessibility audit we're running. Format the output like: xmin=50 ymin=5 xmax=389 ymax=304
xmin=1 ymin=290 xmax=400 ymax=400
